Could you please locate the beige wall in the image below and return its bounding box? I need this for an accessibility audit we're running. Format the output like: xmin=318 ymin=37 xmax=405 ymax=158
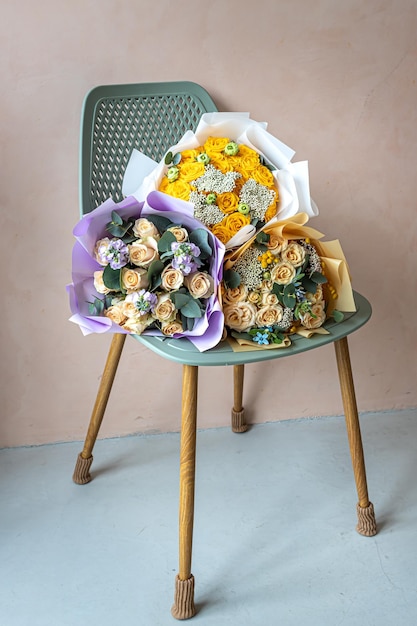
xmin=1 ymin=0 xmax=416 ymax=447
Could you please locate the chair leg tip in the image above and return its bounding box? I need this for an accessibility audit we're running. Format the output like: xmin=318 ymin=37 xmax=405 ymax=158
xmin=72 ymin=453 xmax=93 ymax=485
xmin=356 ymin=502 xmax=377 ymax=536
xmin=231 ymin=408 xmax=248 ymax=433
xmin=171 ymin=574 xmax=196 ymax=620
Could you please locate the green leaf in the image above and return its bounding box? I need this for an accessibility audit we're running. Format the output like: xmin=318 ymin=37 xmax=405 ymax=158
xmin=301 ymin=277 xmax=318 ymax=294
xmin=88 ymin=296 xmax=105 ymax=316
xmin=164 ymin=151 xmax=173 ymax=165
xmin=332 ymin=310 xmax=344 ymax=323
xmin=157 ymin=230 xmax=177 ymax=253
xmin=146 ymin=214 xmax=173 ymax=233
xmin=310 ymin=271 xmax=328 ymax=284
xmin=256 ymin=231 xmax=270 ymax=245
xmin=170 ymin=292 xmax=191 ymax=309
xmin=181 ymin=298 xmax=203 ymax=318
xmin=189 ymin=228 xmax=212 ymax=259
xmin=147 ymin=259 xmax=164 ymax=290
xmin=102 ymin=265 xmax=122 ymax=291
xmin=110 ymin=210 xmax=123 ymax=225
xmin=223 ymin=269 xmax=241 ymax=289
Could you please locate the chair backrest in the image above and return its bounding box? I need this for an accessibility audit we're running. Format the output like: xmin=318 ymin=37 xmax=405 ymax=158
xmin=79 ymin=81 xmax=218 ymax=216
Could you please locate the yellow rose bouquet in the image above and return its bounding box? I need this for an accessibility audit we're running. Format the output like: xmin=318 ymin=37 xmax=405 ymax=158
xmin=222 ymin=213 xmax=356 ymax=348
xmin=123 ymin=113 xmax=317 ymax=250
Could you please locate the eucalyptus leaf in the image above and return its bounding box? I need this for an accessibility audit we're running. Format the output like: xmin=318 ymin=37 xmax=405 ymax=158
xmin=301 ymin=277 xmax=318 ymax=294
xmin=157 ymin=230 xmax=177 ymax=253
xmin=110 ymin=211 xmax=123 ymax=225
xmin=172 ymin=153 xmax=181 ymax=165
xmin=181 ymin=298 xmax=203 ymax=318
xmin=223 ymin=269 xmax=241 ymax=289
xmin=147 ymin=260 xmax=164 ymax=289
xmin=102 ymin=265 xmax=122 ymax=291
xmin=170 ymin=292 xmax=191 ymax=309
xmin=146 ymin=214 xmax=173 ymax=233
xmin=310 ymin=271 xmax=328 ymax=284
xmin=164 ymin=151 xmax=173 ymax=165
xmin=189 ymin=228 xmax=212 ymax=258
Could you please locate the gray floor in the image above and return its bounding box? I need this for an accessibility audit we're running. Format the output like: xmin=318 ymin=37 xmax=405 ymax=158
xmin=1 ymin=409 xmax=416 ymax=626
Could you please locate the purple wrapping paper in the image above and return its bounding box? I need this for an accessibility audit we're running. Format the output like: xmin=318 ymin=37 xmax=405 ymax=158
xmin=67 ymin=191 xmax=225 ymax=352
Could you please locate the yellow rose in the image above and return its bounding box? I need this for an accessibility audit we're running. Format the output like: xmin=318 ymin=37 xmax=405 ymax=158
xmin=121 ymin=267 xmax=149 ymax=293
xmin=210 ymin=222 xmax=232 ymax=244
xmin=281 ymin=242 xmax=306 ymax=268
xmin=154 ymin=293 xmax=177 ymax=322
xmin=250 ymin=165 xmax=275 ymax=188
xmin=271 ymin=262 xmax=296 ymax=285
xmin=264 ymin=201 xmax=278 ymax=223
xmin=159 ymin=177 xmax=191 ymax=201
xmin=161 ymin=264 xmax=184 ymax=291
xmin=223 ymin=212 xmax=251 ymax=237
xmin=161 ymin=318 xmax=184 ymax=336
xmin=104 ymin=304 xmax=127 ymax=326
xmin=204 ymin=136 xmax=230 ymax=154
xmin=255 ymin=304 xmax=284 ymax=327
xmin=178 ymin=161 xmax=205 ymax=182
xmin=184 ymin=271 xmax=214 ymax=299
xmin=128 ymin=238 xmax=159 ymax=268
xmin=167 ymin=226 xmax=189 ymax=242
xmin=233 ymin=154 xmax=260 ymax=178
xmin=180 ymin=149 xmax=202 ymax=162
xmin=93 ymin=270 xmax=111 ymax=294
xmin=224 ymin=301 xmax=257 ymax=332
xmin=132 ymin=218 xmax=160 ymax=239
xmin=300 ymin=303 xmax=326 ymax=330
xmin=207 ymin=153 xmax=234 ymax=173
xmin=223 ymin=284 xmax=249 ymax=306
xmin=217 ymin=192 xmax=239 ymax=214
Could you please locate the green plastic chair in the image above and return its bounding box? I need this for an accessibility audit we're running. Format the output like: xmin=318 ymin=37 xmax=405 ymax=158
xmin=72 ymin=81 xmax=377 ymax=620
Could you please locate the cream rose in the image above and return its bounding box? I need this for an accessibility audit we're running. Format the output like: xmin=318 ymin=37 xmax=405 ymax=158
xmin=300 ymin=302 xmax=326 ymax=330
xmin=281 ymin=242 xmax=306 ymax=268
xmin=167 ymin=226 xmax=189 ymax=242
xmin=129 ymin=237 xmax=159 ymax=267
xmin=121 ymin=267 xmax=149 ymax=293
xmin=255 ymin=304 xmax=284 ymax=327
xmin=154 ymin=293 xmax=177 ymax=322
xmin=261 ymin=292 xmax=279 ymax=306
xmin=271 ymin=262 xmax=296 ymax=285
xmin=120 ymin=299 xmax=139 ymax=319
xmin=123 ymin=315 xmax=152 ymax=334
xmin=267 ymin=234 xmax=288 ymax=256
xmin=305 ymin=285 xmax=324 ymax=304
xmin=93 ymin=270 xmax=111 ymax=294
xmin=94 ymin=237 xmax=112 ymax=266
xmin=247 ymin=290 xmax=261 ymax=305
xmin=132 ymin=218 xmax=160 ymax=239
xmin=161 ymin=318 xmax=184 ymax=336
xmin=184 ymin=272 xmax=214 ymax=299
xmin=161 ymin=264 xmax=184 ymax=291
xmin=224 ymin=301 xmax=257 ymax=332
xmin=222 ymin=284 xmax=249 ymax=306
xmin=104 ymin=304 xmax=127 ymax=326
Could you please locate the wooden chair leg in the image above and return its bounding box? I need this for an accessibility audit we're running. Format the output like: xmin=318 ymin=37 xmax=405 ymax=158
xmin=334 ymin=337 xmax=377 ymax=536
xmin=231 ymin=364 xmax=247 ymax=433
xmin=73 ymin=333 xmax=126 ymax=485
xmin=172 ymin=365 xmax=198 ymax=620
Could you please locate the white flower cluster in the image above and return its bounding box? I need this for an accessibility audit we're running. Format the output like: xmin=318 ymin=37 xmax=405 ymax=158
xmin=190 ymin=191 xmax=225 ymax=226
xmin=239 ymin=179 xmax=276 ymax=221
xmin=192 ymin=164 xmax=242 ymax=194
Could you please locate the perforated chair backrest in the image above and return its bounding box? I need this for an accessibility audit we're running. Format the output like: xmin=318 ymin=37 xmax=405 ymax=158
xmin=79 ymin=81 xmax=218 ymax=216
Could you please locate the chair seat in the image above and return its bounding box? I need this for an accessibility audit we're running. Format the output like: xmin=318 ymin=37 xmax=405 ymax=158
xmin=136 ymin=291 xmax=371 ymax=366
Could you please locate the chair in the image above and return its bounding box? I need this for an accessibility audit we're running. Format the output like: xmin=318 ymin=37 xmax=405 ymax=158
xmin=72 ymin=81 xmax=377 ymax=620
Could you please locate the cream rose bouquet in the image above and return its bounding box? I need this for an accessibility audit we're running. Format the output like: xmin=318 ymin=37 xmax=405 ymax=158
xmin=222 ymin=213 xmax=356 ymax=347
xmin=123 ymin=113 xmax=317 ymax=249
xmin=67 ymin=191 xmax=225 ymax=352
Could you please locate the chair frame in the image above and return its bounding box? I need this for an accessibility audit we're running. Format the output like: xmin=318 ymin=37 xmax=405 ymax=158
xmin=72 ymin=81 xmax=377 ymax=620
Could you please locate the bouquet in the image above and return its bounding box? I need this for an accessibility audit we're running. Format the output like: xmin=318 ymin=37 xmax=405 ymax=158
xmin=222 ymin=213 xmax=355 ymax=348
xmin=67 ymin=191 xmax=225 ymax=352
xmin=123 ymin=113 xmax=317 ymax=249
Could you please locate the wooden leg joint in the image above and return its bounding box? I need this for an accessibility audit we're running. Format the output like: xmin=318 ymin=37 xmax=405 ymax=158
xmin=356 ymin=502 xmax=377 ymax=536
xmin=72 ymin=453 xmax=93 ymax=485
xmin=171 ymin=574 xmax=196 ymax=620
xmin=231 ymin=408 xmax=248 ymax=433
